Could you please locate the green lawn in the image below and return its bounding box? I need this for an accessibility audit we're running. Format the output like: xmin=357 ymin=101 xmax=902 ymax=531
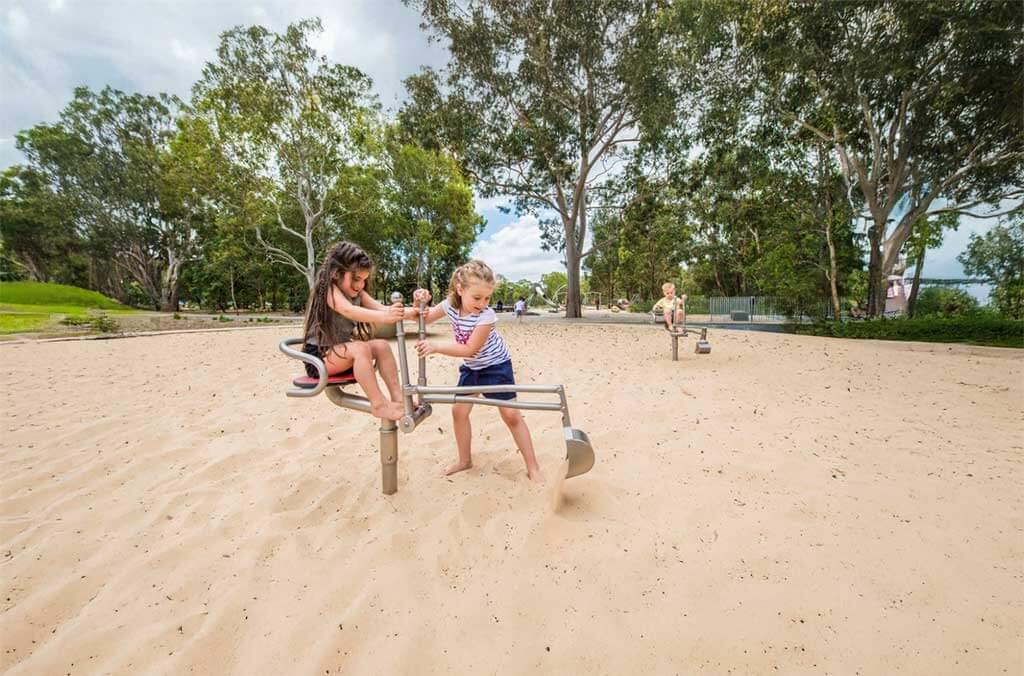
xmin=0 ymin=282 xmax=137 ymax=335
xmin=0 ymin=281 xmax=128 ymax=309
xmin=0 ymin=313 xmax=51 ymax=334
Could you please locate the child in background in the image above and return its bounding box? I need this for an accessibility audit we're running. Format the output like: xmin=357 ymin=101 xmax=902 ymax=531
xmin=414 ymin=261 xmax=543 ymax=483
xmin=514 ymin=297 xmax=526 ymax=323
xmin=303 ymin=241 xmax=419 ymax=421
xmin=652 ymin=282 xmax=687 ymax=331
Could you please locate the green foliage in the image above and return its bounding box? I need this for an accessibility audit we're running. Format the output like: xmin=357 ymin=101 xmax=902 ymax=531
xmin=494 ymin=278 xmax=534 ymax=306
xmin=0 ymin=282 xmax=125 ymax=309
xmin=192 ymin=19 xmax=379 ymax=288
xmin=403 ymin=0 xmax=678 ymax=316
xmin=16 ymin=86 xmax=192 ymax=310
xmin=630 ymin=299 xmax=655 ymax=313
xmin=913 ymin=287 xmax=979 ymax=318
xmin=958 ymin=217 xmax=1024 ymax=319
xmin=0 ymin=166 xmax=87 ymax=285
xmin=540 ymin=271 xmax=568 ymax=302
xmin=788 ymin=316 xmax=1023 ymax=348
xmin=60 ymin=313 xmax=120 ymax=333
xmin=371 ymin=131 xmax=485 ymax=298
xmin=713 ymin=0 xmax=1024 ymax=316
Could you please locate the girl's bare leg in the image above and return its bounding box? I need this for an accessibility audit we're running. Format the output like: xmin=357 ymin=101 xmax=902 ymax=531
xmin=499 ymin=407 xmax=543 ymax=483
xmin=368 ymin=339 xmax=402 ymax=403
xmin=328 ymin=343 xmax=403 ymax=420
xmin=445 ymin=401 xmax=474 ymax=475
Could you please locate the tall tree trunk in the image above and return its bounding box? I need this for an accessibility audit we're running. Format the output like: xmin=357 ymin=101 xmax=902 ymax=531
xmin=565 ymin=248 xmax=582 ymax=318
xmin=157 ymin=249 xmax=183 ymax=312
xmin=825 ymin=222 xmax=841 ymax=320
xmin=906 ymin=248 xmax=925 ymax=318
xmin=866 ymin=224 xmax=884 ymax=318
xmin=158 ymin=260 xmax=182 ymax=312
xmin=229 ymin=268 xmax=238 ymax=315
xmin=564 ymin=203 xmax=583 ymax=319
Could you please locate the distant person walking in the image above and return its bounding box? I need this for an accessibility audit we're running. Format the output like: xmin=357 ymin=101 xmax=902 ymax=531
xmin=514 ymin=297 xmax=526 ymax=323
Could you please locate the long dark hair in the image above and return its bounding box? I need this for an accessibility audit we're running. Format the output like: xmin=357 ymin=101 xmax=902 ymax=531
xmin=304 ymin=241 xmax=374 ymax=347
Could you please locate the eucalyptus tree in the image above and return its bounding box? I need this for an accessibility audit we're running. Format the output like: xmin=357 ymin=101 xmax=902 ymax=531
xmin=378 ymin=132 xmax=484 ymax=295
xmin=0 ymin=166 xmax=84 ymax=284
xmin=904 ymin=212 xmax=955 ymax=317
xmin=729 ymin=0 xmax=1024 ymax=316
xmin=958 ymin=215 xmax=1024 ymax=319
xmin=192 ymin=19 xmax=380 ymax=288
xmin=402 ymin=0 xmax=678 ymax=317
xmin=16 ymin=87 xmax=193 ymax=310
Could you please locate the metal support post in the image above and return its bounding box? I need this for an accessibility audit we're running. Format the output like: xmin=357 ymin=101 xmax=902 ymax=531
xmin=380 ymin=418 xmax=398 ymax=495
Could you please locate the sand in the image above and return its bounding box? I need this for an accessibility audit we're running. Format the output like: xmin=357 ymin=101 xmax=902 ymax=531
xmin=1 ymin=321 xmax=1021 ymax=675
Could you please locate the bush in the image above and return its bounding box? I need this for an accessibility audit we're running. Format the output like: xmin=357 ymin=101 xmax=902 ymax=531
xmin=913 ymin=287 xmax=978 ymax=318
xmin=787 ymin=316 xmax=1023 ymax=348
xmin=91 ymin=314 xmax=119 ymax=333
xmin=59 ymin=313 xmax=120 ymax=333
xmin=630 ymin=299 xmax=655 ymax=313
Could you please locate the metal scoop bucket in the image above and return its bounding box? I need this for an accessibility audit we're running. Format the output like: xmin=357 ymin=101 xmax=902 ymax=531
xmin=564 ymin=427 xmax=595 ymax=478
xmin=694 ymin=327 xmax=711 ymax=354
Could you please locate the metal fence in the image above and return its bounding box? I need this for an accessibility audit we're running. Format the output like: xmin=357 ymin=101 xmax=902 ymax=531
xmin=685 ymin=295 xmax=847 ymax=323
xmin=705 ymin=295 xmax=785 ymax=322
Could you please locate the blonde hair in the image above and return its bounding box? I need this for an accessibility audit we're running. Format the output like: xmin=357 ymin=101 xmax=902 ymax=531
xmin=447 ymin=260 xmax=495 ymax=310
xmin=662 ymin=282 xmax=676 ymax=294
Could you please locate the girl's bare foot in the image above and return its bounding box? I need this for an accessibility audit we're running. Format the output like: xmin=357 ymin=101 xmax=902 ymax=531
xmin=371 ymin=401 xmax=405 ymax=421
xmin=443 ymin=459 xmax=473 ymax=476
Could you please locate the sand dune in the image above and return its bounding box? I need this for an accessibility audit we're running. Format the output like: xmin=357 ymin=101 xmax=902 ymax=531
xmin=1 ymin=321 xmax=1021 ymax=674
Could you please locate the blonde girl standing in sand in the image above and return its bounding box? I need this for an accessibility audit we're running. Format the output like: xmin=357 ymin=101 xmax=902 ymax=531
xmin=303 ymin=241 xmax=418 ymax=421
xmin=413 ymin=260 xmax=543 ymax=483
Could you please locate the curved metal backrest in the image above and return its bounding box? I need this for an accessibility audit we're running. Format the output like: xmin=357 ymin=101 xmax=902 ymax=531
xmin=279 ymin=338 xmax=331 ymax=398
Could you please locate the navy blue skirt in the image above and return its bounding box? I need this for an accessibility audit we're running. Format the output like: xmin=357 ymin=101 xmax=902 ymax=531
xmin=457 ymin=360 xmax=516 ymax=400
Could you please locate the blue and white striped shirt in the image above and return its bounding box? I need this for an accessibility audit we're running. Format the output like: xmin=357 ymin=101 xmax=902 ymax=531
xmin=440 ymin=299 xmax=512 ymax=370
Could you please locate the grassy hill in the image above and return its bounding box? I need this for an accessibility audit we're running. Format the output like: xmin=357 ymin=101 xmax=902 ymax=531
xmin=0 ymin=281 xmax=127 ymax=309
xmin=0 ymin=282 xmax=134 ymax=335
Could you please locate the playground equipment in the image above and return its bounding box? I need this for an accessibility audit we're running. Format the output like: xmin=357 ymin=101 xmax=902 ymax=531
xmin=662 ymin=303 xmax=711 ymax=360
xmin=529 ymin=284 xmax=561 ymax=312
xmin=278 ymin=292 xmax=595 ymax=495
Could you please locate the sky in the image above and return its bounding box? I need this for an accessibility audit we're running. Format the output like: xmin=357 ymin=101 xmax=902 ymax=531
xmin=0 ymin=0 xmax=1005 ymax=293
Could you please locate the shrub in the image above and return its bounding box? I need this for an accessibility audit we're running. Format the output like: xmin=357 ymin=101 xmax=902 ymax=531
xmin=630 ymin=299 xmax=655 ymax=313
xmin=913 ymin=287 xmax=978 ymax=317
xmin=91 ymin=314 xmax=119 ymax=333
xmin=787 ymin=316 xmax=1023 ymax=348
xmin=59 ymin=313 xmax=120 ymax=333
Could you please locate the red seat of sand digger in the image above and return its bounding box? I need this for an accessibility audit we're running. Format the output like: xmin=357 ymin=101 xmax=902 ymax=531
xmin=291 ymin=369 xmax=357 ymax=389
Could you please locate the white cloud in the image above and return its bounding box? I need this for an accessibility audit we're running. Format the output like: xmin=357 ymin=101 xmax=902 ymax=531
xmin=474 ymin=193 xmax=513 ymax=213
xmin=470 ymin=215 xmax=564 ymax=282
xmin=0 ymin=0 xmax=448 ymax=169
xmin=5 ymin=6 xmax=29 ymax=38
xmin=169 ymin=38 xmax=201 ymax=65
